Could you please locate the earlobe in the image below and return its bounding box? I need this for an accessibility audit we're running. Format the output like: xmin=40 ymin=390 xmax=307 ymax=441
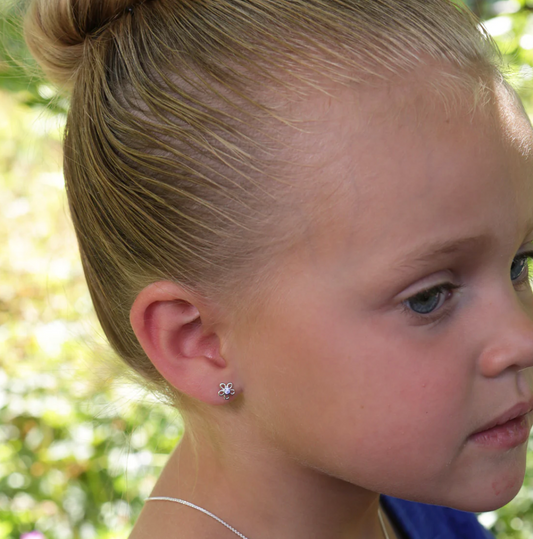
xmin=129 ymin=281 xmax=238 ymax=404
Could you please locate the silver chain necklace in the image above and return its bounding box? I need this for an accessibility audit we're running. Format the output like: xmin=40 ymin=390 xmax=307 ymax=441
xmin=144 ymin=496 xmax=391 ymax=539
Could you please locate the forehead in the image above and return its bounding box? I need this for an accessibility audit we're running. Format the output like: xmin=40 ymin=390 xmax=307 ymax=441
xmin=287 ymin=72 xmax=533 ymax=267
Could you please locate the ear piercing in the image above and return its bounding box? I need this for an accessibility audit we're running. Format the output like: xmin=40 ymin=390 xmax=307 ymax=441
xmin=218 ymin=382 xmax=235 ymax=400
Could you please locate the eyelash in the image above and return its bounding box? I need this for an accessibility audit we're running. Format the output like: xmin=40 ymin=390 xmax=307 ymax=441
xmin=401 ymin=251 xmax=533 ymax=324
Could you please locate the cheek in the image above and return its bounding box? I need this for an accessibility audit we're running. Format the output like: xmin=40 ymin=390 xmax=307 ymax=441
xmin=362 ymin=324 xmax=477 ymax=449
xmin=238 ymin=306 xmax=475 ymax=485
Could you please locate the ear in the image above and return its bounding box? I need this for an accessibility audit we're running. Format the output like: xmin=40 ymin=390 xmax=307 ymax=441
xmin=129 ymin=280 xmax=240 ymax=404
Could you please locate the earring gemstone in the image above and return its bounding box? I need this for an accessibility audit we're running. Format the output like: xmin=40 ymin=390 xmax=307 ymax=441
xmin=218 ymin=382 xmax=235 ymax=400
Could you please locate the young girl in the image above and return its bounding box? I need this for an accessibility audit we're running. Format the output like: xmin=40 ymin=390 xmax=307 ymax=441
xmin=24 ymin=0 xmax=533 ymax=537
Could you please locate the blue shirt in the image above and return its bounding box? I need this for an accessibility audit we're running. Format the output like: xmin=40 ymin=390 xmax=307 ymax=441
xmin=381 ymin=496 xmax=495 ymax=539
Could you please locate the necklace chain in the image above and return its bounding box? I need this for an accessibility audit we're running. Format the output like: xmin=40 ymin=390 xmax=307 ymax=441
xmin=145 ymin=496 xmax=390 ymax=539
xmin=378 ymin=505 xmax=391 ymax=539
xmin=145 ymin=497 xmax=249 ymax=539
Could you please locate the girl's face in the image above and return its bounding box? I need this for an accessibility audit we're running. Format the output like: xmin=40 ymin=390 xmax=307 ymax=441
xmin=224 ymin=77 xmax=533 ymax=512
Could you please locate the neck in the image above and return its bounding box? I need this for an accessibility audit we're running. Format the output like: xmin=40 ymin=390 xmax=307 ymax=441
xmin=144 ymin=419 xmax=393 ymax=539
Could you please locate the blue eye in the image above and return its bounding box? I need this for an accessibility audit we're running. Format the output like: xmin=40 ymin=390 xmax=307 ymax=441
xmin=404 ymin=284 xmax=456 ymax=315
xmin=511 ymin=253 xmax=532 ymax=282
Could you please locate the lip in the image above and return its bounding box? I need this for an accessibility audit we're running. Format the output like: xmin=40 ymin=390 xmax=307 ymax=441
xmin=468 ymin=398 xmax=533 ymax=449
xmin=472 ymin=399 xmax=533 ymax=436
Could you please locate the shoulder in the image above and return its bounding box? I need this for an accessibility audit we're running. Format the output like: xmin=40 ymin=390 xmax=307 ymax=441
xmin=381 ymin=495 xmax=495 ymax=539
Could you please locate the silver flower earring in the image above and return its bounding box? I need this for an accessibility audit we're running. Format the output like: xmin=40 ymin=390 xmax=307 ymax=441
xmin=218 ymin=382 xmax=235 ymax=400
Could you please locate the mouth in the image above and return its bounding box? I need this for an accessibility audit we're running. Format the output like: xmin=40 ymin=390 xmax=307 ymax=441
xmin=469 ymin=399 xmax=533 ymax=450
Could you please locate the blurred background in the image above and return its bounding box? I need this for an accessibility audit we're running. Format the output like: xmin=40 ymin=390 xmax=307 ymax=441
xmin=2 ymin=0 xmax=533 ymax=538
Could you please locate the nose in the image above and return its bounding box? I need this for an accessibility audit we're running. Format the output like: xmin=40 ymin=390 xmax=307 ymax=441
xmin=478 ymin=294 xmax=533 ymax=378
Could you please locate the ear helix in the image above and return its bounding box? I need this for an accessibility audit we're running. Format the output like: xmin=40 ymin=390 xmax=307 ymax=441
xmin=218 ymin=382 xmax=236 ymax=400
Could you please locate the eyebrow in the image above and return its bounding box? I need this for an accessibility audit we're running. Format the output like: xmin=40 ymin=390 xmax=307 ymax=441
xmin=394 ymin=235 xmax=493 ymax=274
xmin=391 ymin=213 xmax=533 ymax=276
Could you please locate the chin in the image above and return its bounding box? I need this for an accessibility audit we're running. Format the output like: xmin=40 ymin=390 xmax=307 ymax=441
xmin=401 ymin=484 xmax=523 ymax=514
xmin=391 ymin=451 xmax=528 ymax=513
xmin=446 ymin=464 xmax=526 ymax=512
xmin=462 ymin=481 xmax=524 ymax=513
xmin=448 ymin=442 xmax=530 ymax=513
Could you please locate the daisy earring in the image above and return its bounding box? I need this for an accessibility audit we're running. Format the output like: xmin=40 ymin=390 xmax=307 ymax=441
xmin=218 ymin=382 xmax=236 ymax=400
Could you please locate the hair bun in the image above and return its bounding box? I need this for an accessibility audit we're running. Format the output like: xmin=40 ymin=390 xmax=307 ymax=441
xmin=24 ymin=0 xmax=137 ymax=90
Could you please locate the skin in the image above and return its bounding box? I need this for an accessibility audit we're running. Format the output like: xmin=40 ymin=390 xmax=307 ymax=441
xmin=129 ymin=69 xmax=533 ymax=539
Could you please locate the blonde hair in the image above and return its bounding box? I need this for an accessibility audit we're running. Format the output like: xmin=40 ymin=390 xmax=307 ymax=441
xmin=24 ymin=0 xmax=499 ymax=412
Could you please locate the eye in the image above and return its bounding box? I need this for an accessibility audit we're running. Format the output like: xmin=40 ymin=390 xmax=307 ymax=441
xmin=511 ymin=253 xmax=532 ymax=282
xmin=403 ymin=283 xmax=458 ymax=315
xmin=511 ymin=251 xmax=533 ymax=285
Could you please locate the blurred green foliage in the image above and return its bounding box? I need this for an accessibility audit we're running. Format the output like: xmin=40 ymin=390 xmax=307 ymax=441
xmin=3 ymin=0 xmax=533 ymax=538
xmin=0 ymin=1 xmax=67 ymax=112
xmin=0 ymin=91 xmax=184 ymax=538
xmin=473 ymin=0 xmax=533 ymax=114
